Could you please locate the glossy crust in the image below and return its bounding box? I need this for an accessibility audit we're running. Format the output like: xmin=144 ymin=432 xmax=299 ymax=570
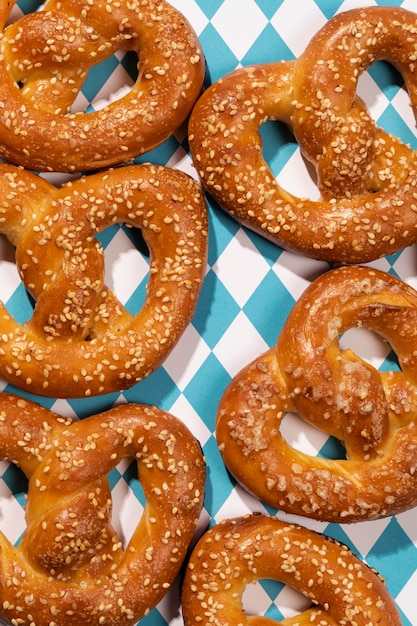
xmin=189 ymin=6 xmax=417 ymax=263
xmin=182 ymin=515 xmax=401 ymax=626
xmin=0 ymin=393 xmax=205 ymax=626
xmin=0 ymin=162 xmax=208 ymax=397
xmin=0 ymin=0 xmax=205 ymax=172
xmin=217 ymin=265 xmax=417 ymax=522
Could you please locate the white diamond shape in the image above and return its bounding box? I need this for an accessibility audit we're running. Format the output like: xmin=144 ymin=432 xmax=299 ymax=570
xmin=0 ymin=485 xmax=26 ymax=545
xmin=213 ymin=310 xmax=269 ymax=378
xmin=389 ymin=248 xmax=417 ymax=290
xmin=272 ymin=251 xmax=329 ymax=301
xmin=391 ymin=86 xmax=417 ymax=140
xmin=163 ymin=323 xmax=211 ymax=391
xmin=103 ymin=227 xmax=149 ymax=306
xmin=111 ymin=463 xmax=144 ymax=548
xmin=339 ymin=326 xmax=391 ymax=370
xmin=357 ymin=71 xmax=389 ymax=122
xmin=276 ymin=584 xmax=311 ymax=619
xmin=397 ymin=570 xmax=417 ymax=626
xmin=169 ymin=394 xmax=212 ymax=447
xmin=212 ymin=0 xmax=268 ymax=60
xmin=340 ymin=516 xmax=390 ymax=558
xmin=281 ymin=412 xmax=329 ymax=457
xmin=214 ymin=483 xmax=268 ymax=524
xmin=213 ymin=228 xmax=270 ymax=308
xmin=395 ymin=506 xmax=417 ymax=545
xmin=275 ymin=145 xmax=321 ymax=201
xmin=336 ymin=0 xmax=377 ymax=12
xmin=243 ymin=580 xmax=276 ymax=618
xmin=0 ymin=237 xmax=20 ymax=303
xmin=270 ymin=1 xmax=326 ymax=58
xmin=166 ymin=0 xmax=209 ymax=35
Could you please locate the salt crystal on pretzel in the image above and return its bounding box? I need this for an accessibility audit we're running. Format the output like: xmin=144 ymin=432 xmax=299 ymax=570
xmin=182 ymin=515 xmax=401 ymax=626
xmin=0 ymin=393 xmax=205 ymax=626
xmin=0 ymin=0 xmax=205 ymax=172
xmin=189 ymin=6 xmax=417 ymax=263
xmin=217 ymin=265 xmax=417 ymax=523
xmin=0 ymin=162 xmax=208 ymax=397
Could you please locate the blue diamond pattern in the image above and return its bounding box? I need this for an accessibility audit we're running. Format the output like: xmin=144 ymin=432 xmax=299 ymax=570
xmin=0 ymin=1 xmax=415 ymax=624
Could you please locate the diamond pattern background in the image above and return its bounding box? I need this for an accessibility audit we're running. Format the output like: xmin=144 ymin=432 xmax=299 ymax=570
xmin=0 ymin=0 xmax=416 ymax=625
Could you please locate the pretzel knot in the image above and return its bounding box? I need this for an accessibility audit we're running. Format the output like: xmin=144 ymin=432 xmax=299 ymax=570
xmin=216 ymin=265 xmax=417 ymax=523
xmin=182 ymin=515 xmax=401 ymax=626
xmin=0 ymin=0 xmax=205 ymax=172
xmin=0 ymin=162 xmax=208 ymax=398
xmin=0 ymin=393 xmax=205 ymax=626
xmin=189 ymin=6 xmax=417 ymax=263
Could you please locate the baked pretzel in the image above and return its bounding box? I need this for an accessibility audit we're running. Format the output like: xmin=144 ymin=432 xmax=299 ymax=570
xmin=217 ymin=265 xmax=417 ymax=522
xmin=0 ymin=162 xmax=207 ymax=397
xmin=189 ymin=6 xmax=417 ymax=264
xmin=0 ymin=392 xmax=205 ymax=626
xmin=182 ymin=514 xmax=401 ymax=626
xmin=0 ymin=0 xmax=205 ymax=172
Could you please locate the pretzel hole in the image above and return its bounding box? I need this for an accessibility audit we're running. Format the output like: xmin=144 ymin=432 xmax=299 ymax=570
xmin=98 ymin=224 xmax=149 ymax=312
xmin=260 ymin=122 xmax=320 ymax=200
xmin=280 ymin=411 xmax=345 ymax=461
xmin=243 ymin=577 xmax=311 ymax=622
xmin=0 ymin=234 xmax=34 ymax=324
xmin=110 ymin=458 xmax=145 ymax=549
xmin=0 ymin=462 xmax=27 ymax=545
xmin=339 ymin=326 xmax=398 ymax=371
xmin=0 ymin=223 xmax=150 ymax=334
xmin=73 ymin=51 xmax=138 ymax=115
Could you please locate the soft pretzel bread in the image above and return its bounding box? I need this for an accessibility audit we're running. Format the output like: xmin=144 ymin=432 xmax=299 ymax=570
xmin=0 ymin=0 xmax=205 ymax=172
xmin=217 ymin=265 xmax=417 ymax=522
xmin=182 ymin=514 xmax=401 ymax=626
xmin=189 ymin=6 xmax=417 ymax=263
xmin=0 ymin=162 xmax=207 ymax=397
xmin=0 ymin=392 xmax=205 ymax=626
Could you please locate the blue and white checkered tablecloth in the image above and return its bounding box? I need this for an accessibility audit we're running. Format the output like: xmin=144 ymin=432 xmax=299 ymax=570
xmin=1 ymin=0 xmax=417 ymax=624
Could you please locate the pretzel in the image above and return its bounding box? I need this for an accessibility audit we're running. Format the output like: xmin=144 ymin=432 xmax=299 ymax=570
xmin=0 ymin=0 xmax=205 ymax=172
xmin=0 ymin=392 xmax=205 ymax=626
xmin=182 ymin=514 xmax=401 ymax=626
xmin=189 ymin=6 xmax=417 ymax=264
xmin=0 ymin=162 xmax=207 ymax=397
xmin=216 ymin=265 xmax=417 ymax=523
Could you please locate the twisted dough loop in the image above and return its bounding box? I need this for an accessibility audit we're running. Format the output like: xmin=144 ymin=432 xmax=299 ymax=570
xmin=0 ymin=393 xmax=205 ymax=626
xmin=0 ymin=162 xmax=208 ymax=397
xmin=182 ymin=515 xmax=401 ymax=626
xmin=0 ymin=0 xmax=205 ymax=172
xmin=189 ymin=6 xmax=417 ymax=263
xmin=217 ymin=266 xmax=417 ymax=522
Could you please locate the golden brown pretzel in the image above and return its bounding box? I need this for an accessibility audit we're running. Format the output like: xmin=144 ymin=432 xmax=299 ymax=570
xmin=0 ymin=392 xmax=205 ymax=626
xmin=216 ymin=265 xmax=417 ymax=522
xmin=182 ymin=514 xmax=401 ymax=626
xmin=0 ymin=0 xmax=205 ymax=172
xmin=0 ymin=162 xmax=207 ymax=397
xmin=189 ymin=6 xmax=417 ymax=263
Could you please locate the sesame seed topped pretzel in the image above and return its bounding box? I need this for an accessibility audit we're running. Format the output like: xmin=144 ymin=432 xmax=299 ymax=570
xmin=216 ymin=265 xmax=417 ymax=523
xmin=0 ymin=393 xmax=205 ymax=626
xmin=182 ymin=515 xmax=401 ymax=626
xmin=0 ymin=162 xmax=208 ymax=397
xmin=189 ymin=6 xmax=417 ymax=264
xmin=0 ymin=0 xmax=205 ymax=172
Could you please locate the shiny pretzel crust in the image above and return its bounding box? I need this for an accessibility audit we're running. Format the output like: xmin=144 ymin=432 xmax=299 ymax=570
xmin=182 ymin=515 xmax=401 ymax=626
xmin=189 ymin=6 xmax=417 ymax=263
xmin=0 ymin=393 xmax=205 ymax=626
xmin=217 ymin=265 xmax=417 ymax=522
xmin=0 ymin=162 xmax=208 ymax=397
xmin=0 ymin=0 xmax=205 ymax=172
